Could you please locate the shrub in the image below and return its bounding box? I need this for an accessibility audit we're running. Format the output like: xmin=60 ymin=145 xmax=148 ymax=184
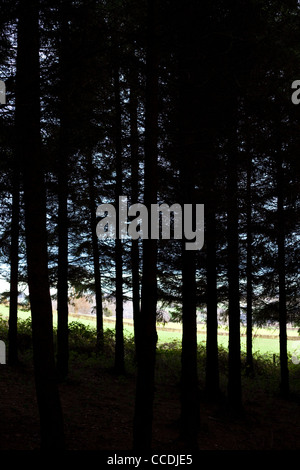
xmin=68 ymin=321 xmax=97 ymax=355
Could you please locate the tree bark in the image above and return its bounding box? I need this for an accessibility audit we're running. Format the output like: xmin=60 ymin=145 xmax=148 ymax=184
xmin=129 ymin=62 xmax=141 ymax=360
xmin=16 ymin=0 xmax=65 ymax=449
xmin=276 ymin=150 xmax=289 ymax=397
xmin=133 ymin=0 xmax=158 ymax=450
xmin=205 ymin=190 xmax=220 ymax=398
xmin=87 ymin=154 xmax=104 ymax=352
xmin=227 ymin=112 xmax=242 ymax=413
xmin=114 ymin=65 xmax=125 ymax=374
xmin=180 ymin=246 xmax=199 ymax=448
xmin=246 ymin=152 xmax=254 ymax=375
xmin=177 ymin=0 xmax=201 ymax=448
xmin=56 ymin=0 xmax=71 ymax=382
xmin=8 ymin=155 xmax=20 ymax=366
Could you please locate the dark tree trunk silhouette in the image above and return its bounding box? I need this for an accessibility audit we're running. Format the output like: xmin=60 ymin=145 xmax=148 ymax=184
xmin=114 ymin=65 xmax=125 ymax=374
xmin=129 ymin=62 xmax=141 ymax=360
xmin=203 ymin=89 xmax=220 ymax=398
xmin=205 ymin=185 xmax=220 ymax=398
xmin=246 ymin=152 xmax=254 ymax=375
xmin=133 ymin=0 xmax=158 ymax=450
xmin=177 ymin=0 xmax=201 ymax=448
xmin=16 ymin=0 xmax=65 ymax=449
xmin=56 ymin=2 xmax=70 ymax=381
xmin=87 ymin=154 xmax=104 ymax=352
xmin=227 ymin=111 xmax=242 ymax=412
xmin=276 ymin=148 xmax=289 ymax=397
xmin=180 ymin=245 xmax=199 ymax=448
xmin=8 ymin=155 xmax=20 ymax=366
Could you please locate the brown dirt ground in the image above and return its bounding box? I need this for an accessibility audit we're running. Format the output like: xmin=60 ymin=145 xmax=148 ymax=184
xmin=0 ymin=355 xmax=300 ymax=453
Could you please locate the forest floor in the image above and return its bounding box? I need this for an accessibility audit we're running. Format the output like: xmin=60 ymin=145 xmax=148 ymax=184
xmin=0 ymin=320 xmax=300 ymax=453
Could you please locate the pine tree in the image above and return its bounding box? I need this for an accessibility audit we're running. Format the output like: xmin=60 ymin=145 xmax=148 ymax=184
xmin=56 ymin=0 xmax=71 ymax=382
xmin=16 ymin=0 xmax=65 ymax=449
xmin=176 ymin=0 xmax=201 ymax=448
xmin=133 ymin=0 xmax=159 ymax=451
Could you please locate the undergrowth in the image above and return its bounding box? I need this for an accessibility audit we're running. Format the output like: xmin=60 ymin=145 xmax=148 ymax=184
xmin=1 ymin=315 xmax=299 ymax=398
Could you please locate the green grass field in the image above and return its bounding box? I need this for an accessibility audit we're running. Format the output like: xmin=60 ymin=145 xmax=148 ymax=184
xmin=0 ymin=303 xmax=299 ymax=356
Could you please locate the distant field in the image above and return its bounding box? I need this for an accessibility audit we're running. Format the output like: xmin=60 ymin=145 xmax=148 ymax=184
xmin=0 ymin=303 xmax=299 ymax=356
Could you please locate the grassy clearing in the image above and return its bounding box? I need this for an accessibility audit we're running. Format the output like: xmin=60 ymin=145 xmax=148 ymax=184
xmin=0 ymin=303 xmax=299 ymax=357
xmin=1 ymin=310 xmax=299 ymax=395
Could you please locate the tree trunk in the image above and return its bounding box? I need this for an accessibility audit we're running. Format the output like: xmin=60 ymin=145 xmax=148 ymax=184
xmin=56 ymin=0 xmax=70 ymax=382
xmin=176 ymin=0 xmax=201 ymax=448
xmin=16 ymin=0 xmax=65 ymax=449
xmin=133 ymin=0 xmax=158 ymax=450
xmin=114 ymin=65 xmax=125 ymax=374
xmin=180 ymin=246 xmax=199 ymax=448
xmin=246 ymin=152 xmax=254 ymax=375
xmin=129 ymin=62 xmax=141 ymax=360
xmin=8 ymin=156 xmax=20 ymax=366
xmin=276 ymin=150 xmax=289 ymax=397
xmin=87 ymin=154 xmax=104 ymax=352
xmin=205 ymin=191 xmax=220 ymax=398
xmin=227 ymin=114 xmax=242 ymax=412
xmin=56 ymin=152 xmax=69 ymax=381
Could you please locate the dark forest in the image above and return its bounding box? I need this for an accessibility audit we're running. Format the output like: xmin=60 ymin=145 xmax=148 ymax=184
xmin=0 ymin=0 xmax=300 ymax=459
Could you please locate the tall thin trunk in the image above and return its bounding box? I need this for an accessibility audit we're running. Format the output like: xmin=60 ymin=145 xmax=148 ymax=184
xmin=114 ymin=66 xmax=125 ymax=374
xmin=180 ymin=246 xmax=199 ymax=448
xmin=87 ymin=154 xmax=104 ymax=352
xmin=129 ymin=60 xmax=141 ymax=360
xmin=8 ymin=157 xmax=20 ymax=366
xmin=56 ymin=0 xmax=70 ymax=381
xmin=246 ymin=153 xmax=254 ymax=375
xmin=227 ymin=116 xmax=242 ymax=412
xmin=205 ymin=191 xmax=220 ymax=398
xmin=176 ymin=1 xmax=201 ymax=448
xmin=16 ymin=0 xmax=64 ymax=449
xmin=276 ymin=150 xmax=289 ymax=397
xmin=133 ymin=0 xmax=158 ymax=450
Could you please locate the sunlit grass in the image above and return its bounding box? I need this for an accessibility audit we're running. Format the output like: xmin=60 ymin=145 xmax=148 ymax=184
xmin=0 ymin=303 xmax=298 ymax=356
